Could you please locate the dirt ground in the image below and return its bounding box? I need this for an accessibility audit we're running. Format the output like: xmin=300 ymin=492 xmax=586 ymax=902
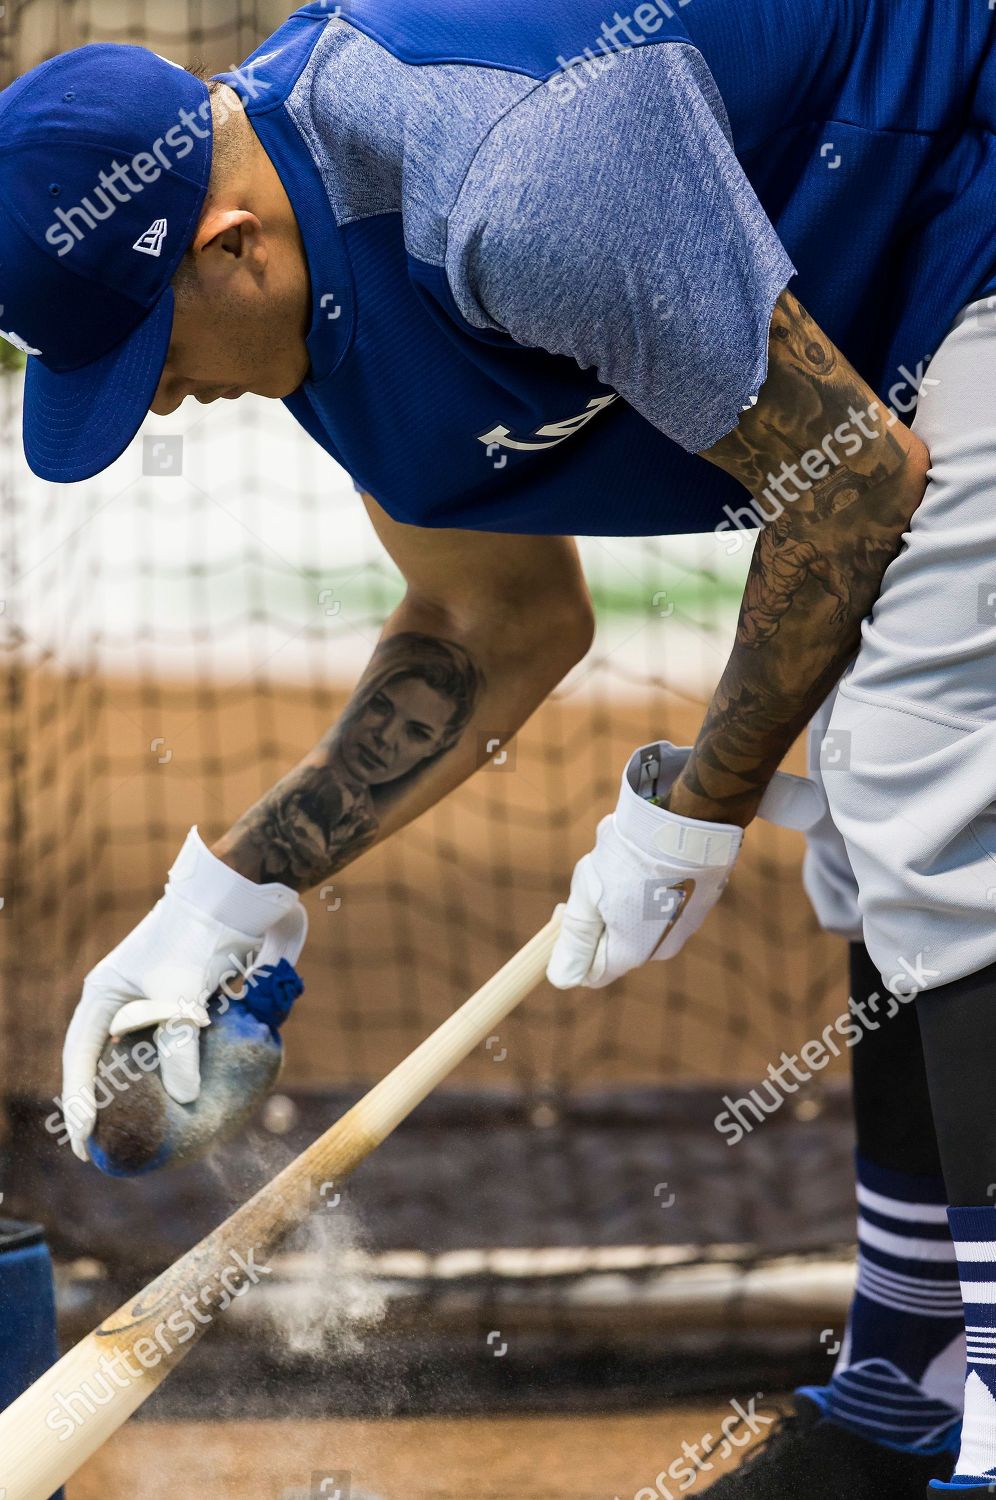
xmin=71 ymin=1402 xmax=776 ymax=1499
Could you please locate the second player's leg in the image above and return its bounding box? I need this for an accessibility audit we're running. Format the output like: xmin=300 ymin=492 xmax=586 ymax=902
xmin=707 ymin=769 xmax=962 ymax=1492
xmin=799 ymin=941 xmax=964 ymax=1459
xmin=915 ymin=965 xmax=996 ymax=1491
xmin=803 ymin=693 xmax=963 ymax=1455
xmin=817 ymin=297 xmax=996 ymax=1493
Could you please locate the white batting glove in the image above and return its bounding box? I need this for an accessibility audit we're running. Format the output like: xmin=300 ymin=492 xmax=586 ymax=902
xmin=547 ymin=742 xmax=821 ymax=990
xmin=61 ymin=827 xmax=307 ymax=1161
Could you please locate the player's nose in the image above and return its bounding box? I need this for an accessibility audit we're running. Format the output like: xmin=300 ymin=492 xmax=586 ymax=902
xmin=151 ymin=363 xmax=199 ymax=415
xmin=150 ymin=380 xmax=186 ymax=417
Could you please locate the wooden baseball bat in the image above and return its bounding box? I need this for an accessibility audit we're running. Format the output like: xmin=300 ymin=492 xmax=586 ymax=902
xmin=0 ymin=915 xmax=561 ymax=1500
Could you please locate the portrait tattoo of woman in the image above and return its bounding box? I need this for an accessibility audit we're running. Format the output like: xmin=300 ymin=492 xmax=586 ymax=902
xmin=219 ymin=633 xmax=484 ymax=887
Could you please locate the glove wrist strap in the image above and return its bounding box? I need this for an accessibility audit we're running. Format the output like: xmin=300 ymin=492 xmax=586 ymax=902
xmin=622 ymin=741 xmax=825 ymax=843
xmin=619 ymin=745 xmax=743 ymax=867
xmin=168 ymin=827 xmax=301 ymax=937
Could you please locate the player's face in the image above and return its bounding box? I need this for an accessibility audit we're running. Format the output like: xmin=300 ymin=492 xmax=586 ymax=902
xmin=150 ymin=273 xmax=310 ymax=414
xmin=340 ymin=679 xmax=454 ymax=786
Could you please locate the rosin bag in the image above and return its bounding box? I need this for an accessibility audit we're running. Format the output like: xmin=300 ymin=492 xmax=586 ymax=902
xmin=88 ymin=959 xmax=303 ymax=1177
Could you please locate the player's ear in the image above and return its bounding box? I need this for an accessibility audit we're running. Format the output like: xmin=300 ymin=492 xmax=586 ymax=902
xmin=193 ymin=208 xmax=266 ymax=277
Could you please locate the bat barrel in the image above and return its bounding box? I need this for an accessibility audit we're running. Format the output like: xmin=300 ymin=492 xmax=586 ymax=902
xmin=0 ymin=916 xmax=561 ymax=1499
xmin=0 ymin=1331 xmax=167 ymax=1499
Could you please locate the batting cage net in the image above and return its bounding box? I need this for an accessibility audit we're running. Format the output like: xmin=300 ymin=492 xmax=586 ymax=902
xmin=0 ymin=0 xmax=856 ymax=1414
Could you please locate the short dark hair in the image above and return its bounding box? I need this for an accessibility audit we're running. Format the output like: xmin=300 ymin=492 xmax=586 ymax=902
xmin=185 ymin=62 xmax=219 ymax=89
xmin=172 ymin=67 xmax=230 ymax=304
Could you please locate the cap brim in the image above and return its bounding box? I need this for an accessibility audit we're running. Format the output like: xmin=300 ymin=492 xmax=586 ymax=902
xmin=22 ymin=290 xmax=174 ymax=484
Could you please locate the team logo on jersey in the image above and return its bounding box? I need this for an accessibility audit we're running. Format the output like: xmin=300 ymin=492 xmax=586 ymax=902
xmin=0 ymin=327 xmax=41 ymax=357
xmin=477 ymin=392 xmax=619 ymax=456
xmin=134 ymin=220 xmax=168 ymax=257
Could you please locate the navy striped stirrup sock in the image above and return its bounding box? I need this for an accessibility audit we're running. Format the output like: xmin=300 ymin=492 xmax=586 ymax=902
xmin=799 ymin=1156 xmax=964 ymax=1455
xmin=931 ymin=1206 xmax=996 ymax=1489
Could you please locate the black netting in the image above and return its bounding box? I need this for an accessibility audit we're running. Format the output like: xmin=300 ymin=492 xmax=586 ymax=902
xmin=0 ymin=4 xmax=854 ymax=1398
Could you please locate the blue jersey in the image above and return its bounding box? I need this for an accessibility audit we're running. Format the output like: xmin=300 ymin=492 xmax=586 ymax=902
xmin=215 ymin=1 xmax=996 ymax=537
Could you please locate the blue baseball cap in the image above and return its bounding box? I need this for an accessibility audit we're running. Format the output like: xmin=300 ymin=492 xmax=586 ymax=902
xmin=0 ymin=44 xmax=214 ymax=483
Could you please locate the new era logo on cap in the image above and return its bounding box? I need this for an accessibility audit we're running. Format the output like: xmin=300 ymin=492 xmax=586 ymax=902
xmin=0 ymin=45 xmax=214 ymax=481
xmin=134 ymin=218 xmax=168 ymax=257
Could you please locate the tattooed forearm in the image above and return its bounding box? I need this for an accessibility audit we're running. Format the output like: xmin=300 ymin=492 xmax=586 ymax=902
xmin=214 ymin=632 xmax=484 ymax=887
xmin=666 ymin=290 xmax=930 ymax=826
xmin=215 ymin=760 xmax=380 ymax=887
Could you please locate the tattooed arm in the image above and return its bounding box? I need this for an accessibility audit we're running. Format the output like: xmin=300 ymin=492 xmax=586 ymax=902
xmin=212 ymin=497 xmax=595 ymax=888
xmin=665 ymin=289 xmax=930 ymax=827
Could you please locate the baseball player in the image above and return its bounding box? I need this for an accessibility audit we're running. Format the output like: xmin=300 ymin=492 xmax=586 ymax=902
xmin=2 ymin=2 xmax=995 ymax=1492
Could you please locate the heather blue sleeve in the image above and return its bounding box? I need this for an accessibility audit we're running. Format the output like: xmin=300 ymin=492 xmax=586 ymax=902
xmin=445 ymin=43 xmax=796 ymax=455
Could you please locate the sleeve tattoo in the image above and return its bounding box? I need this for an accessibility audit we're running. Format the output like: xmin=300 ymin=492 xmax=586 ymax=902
xmin=668 ymin=289 xmax=929 ymax=824
xmin=215 ymin=632 xmax=484 ymax=887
